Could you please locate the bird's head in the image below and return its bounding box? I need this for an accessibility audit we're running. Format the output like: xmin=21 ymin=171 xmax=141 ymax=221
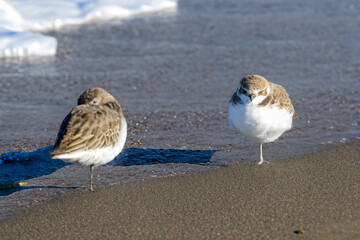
xmin=237 ymin=75 xmax=269 ymax=104
xmin=77 ymin=87 xmax=117 ymax=106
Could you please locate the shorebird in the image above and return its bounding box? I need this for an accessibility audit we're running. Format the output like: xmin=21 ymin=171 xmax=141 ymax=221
xmin=51 ymin=88 xmax=127 ymax=191
xmin=228 ymin=75 xmax=297 ymax=164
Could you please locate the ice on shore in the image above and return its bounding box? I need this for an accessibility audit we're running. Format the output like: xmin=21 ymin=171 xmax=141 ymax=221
xmin=0 ymin=0 xmax=177 ymax=58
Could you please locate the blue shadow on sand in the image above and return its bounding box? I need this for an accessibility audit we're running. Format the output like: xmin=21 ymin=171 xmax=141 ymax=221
xmin=109 ymin=148 xmax=216 ymax=166
xmin=0 ymin=146 xmax=216 ymax=196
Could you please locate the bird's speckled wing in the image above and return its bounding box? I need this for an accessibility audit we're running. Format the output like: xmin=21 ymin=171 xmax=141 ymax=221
xmin=51 ymin=104 xmax=121 ymax=156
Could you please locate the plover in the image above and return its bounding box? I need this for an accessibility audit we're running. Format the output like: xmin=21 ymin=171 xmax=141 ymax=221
xmin=228 ymin=75 xmax=297 ymax=164
xmin=51 ymin=88 xmax=127 ymax=191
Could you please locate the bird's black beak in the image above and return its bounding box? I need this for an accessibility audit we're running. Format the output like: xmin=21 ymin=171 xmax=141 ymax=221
xmin=249 ymin=94 xmax=255 ymax=101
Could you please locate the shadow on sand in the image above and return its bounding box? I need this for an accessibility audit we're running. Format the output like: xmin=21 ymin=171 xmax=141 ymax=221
xmin=0 ymin=146 xmax=216 ymax=196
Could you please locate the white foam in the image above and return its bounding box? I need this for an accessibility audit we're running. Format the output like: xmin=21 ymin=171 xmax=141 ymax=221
xmin=0 ymin=0 xmax=177 ymax=57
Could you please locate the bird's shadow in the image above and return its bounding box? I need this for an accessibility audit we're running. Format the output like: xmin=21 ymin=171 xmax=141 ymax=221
xmin=0 ymin=146 xmax=216 ymax=196
xmin=110 ymin=147 xmax=216 ymax=166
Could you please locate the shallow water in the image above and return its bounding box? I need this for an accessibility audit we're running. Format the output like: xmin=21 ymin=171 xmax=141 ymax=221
xmin=0 ymin=0 xmax=359 ymax=219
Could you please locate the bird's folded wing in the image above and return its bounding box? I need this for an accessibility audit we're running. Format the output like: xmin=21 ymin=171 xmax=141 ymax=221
xmin=269 ymin=82 xmax=297 ymax=118
xmin=51 ymin=105 xmax=121 ymax=156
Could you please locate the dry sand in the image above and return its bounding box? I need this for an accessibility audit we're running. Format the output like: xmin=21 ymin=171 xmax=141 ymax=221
xmin=0 ymin=140 xmax=359 ymax=239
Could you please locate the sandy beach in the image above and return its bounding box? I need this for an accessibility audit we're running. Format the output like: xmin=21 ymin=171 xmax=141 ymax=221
xmin=1 ymin=140 xmax=359 ymax=239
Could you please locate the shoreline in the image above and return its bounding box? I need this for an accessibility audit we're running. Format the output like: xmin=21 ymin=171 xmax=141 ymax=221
xmin=1 ymin=140 xmax=359 ymax=239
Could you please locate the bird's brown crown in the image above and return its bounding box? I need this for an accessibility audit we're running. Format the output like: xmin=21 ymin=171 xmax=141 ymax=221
xmin=240 ymin=75 xmax=269 ymax=91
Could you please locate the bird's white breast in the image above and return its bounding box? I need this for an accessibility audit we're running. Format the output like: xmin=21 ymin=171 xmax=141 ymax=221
xmin=228 ymin=102 xmax=292 ymax=144
xmin=54 ymin=118 xmax=127 ymax=167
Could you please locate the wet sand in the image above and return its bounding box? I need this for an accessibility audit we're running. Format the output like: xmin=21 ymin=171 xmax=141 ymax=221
xmin=1 ymin=140 xmax=359 ymax=239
